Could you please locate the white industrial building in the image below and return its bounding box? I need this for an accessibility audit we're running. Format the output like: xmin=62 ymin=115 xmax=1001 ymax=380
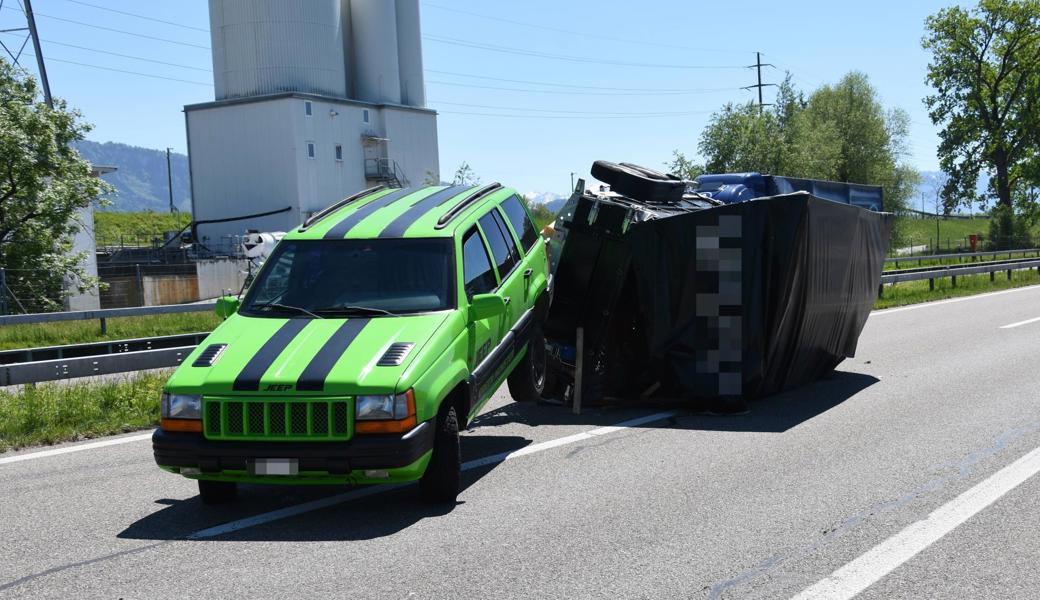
xmin=186 ymin=0 xmax=439 ymax=245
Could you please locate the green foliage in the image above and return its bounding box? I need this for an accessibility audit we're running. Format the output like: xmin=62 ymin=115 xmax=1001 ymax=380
xmin=0 ymin=60 xmax=112 ymax=312
xmin=685 ymin=72 xmax=919 ymax=245
xmin=666 ymin=150 xmax=704 ymax=180
xmin=93 ymin=211 xmax=192 ymax=244
xmin=0 ymin=372 xmax=166 ymax=452
xmin=452 ymin=161 xmax=481 ymax=186
xmin=524 ymin=199 xmax=555 ymax=229
xmin=0 ymin=312 xmax=221 ymax=351
xmin=923 ymin=0 xmax=1040 ymax=216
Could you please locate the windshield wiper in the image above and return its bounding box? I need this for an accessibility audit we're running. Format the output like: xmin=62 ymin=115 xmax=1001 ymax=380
xmin=313 ymin=305 xmax=401 ymax=317
xmin=254 ymin=302 xmax=324 ymax=319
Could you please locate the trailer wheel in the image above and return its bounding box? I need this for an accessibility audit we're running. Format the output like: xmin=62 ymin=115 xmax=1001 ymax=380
xmin=591 ymin=160 xmax=687 ymax=204
xmin=508 ymin=324 xmax=547 ymax=402
xmin=419 ymin=405 xmax=461 ymax=504
xmin=198 ymin=480 xmax=237 ymax=505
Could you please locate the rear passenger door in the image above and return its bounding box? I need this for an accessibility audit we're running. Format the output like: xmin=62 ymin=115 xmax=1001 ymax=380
xmin=499 ymin=195 xmax=544 ymax=317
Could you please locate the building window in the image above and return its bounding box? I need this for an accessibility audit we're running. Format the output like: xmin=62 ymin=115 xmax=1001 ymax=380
xmin=362 ymin=109 xmax=370 ymax=123
xmin=334 ymin=144 xmax=343 ymax=161
xmin=306 ymin=142 xmax=315 ymax=159
xmin=305 ymin=101 xmax=313 ymax=116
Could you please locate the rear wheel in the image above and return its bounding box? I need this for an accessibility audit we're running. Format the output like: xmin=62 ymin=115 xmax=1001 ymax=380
xmin=198 ymin=480 xmax=237 ymax=505
xmin=508 ymin=324 xmax=547 ymax=402
xmin=419 ymin=405 xmax=461 ymax=503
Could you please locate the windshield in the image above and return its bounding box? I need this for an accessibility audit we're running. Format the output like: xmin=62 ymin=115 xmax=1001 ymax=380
xmin=240 ymin=238 xmax=454 ymax=317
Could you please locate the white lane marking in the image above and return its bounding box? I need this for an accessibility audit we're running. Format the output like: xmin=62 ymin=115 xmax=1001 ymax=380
xmin=188 ymin=410 xmax=679 ymax=540
xmin=1000 ymin=315 xmax=1040 ymax=330
xmin=792 ymin=444 xmax=1040 ymax=600
xmin=871 ymin=284 xmax=1040 ymax=316
xmin=0 ymin=432 xmax=153 ymax=466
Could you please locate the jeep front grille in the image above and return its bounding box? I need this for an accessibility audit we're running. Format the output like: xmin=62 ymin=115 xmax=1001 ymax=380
xmin=203 ymin=397 xmax=351 ymax=440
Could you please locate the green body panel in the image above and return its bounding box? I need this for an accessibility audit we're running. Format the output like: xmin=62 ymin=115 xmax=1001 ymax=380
xmin=161 ymin=184 xmax=550 ymax=485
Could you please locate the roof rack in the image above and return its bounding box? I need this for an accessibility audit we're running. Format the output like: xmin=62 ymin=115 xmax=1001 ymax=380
xmin=298 ymin=185 xmax=386 ymax=231
xmin=435 ymin=182 xmax=502 ymax=229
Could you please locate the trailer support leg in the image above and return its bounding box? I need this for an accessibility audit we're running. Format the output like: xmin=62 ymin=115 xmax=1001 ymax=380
xmin=573 ymin=327 xmax=583 ymax=416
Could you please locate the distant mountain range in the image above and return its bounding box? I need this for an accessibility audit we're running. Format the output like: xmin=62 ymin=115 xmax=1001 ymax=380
xmin=73 ymin=140 xmax=191 ymax=212
xmin=524 ymin=191 xmax=568 ymax=213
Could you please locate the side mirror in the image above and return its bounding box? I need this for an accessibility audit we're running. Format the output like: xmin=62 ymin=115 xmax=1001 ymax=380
xmin=215 ymin=295 xmax=240 ymax=319
xmin=468 ymin=293 xmax=505 ymax=322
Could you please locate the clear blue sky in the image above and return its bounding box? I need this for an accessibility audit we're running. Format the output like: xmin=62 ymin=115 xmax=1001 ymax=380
xmin=2 ymin=0 xmax=953 ymax=196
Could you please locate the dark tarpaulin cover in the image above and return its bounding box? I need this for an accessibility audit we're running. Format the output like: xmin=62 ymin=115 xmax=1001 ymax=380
xmin=545 ymin=191 xmax=893 ymax=401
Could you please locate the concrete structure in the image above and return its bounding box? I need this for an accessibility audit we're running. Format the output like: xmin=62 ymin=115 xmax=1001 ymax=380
xmin=187 ymin=0 xmax=438 ymax=244
xmin=65 ymin=165 xmax=116 ymax=311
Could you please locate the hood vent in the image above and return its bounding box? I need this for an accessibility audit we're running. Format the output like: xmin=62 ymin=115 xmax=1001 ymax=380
xmin=192 ymin=343 xmax=228 ymax=367
xmin=377 ymin=342 xmax=415 ymax=367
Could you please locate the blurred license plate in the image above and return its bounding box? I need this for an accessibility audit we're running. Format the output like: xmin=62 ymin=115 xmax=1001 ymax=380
xmin=252 ymin=458 xmax=298 ymax=476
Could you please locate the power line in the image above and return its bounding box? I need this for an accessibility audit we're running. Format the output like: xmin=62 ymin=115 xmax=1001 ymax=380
xmin=45 ymin=57 xmax=211 ymax=86
xmin=0 ymin=5 xmax=210 ymax=50
xmin=0 ymin=32 xmax=210 ymax=72
xmin=427 ymin=79 xmax=738 ymax=97
xmin=62 ymin=0 xmax=209 ymax=33
xmin=432 ymin=100 xmax=712 ymax=117
xmin=423 ymin=2 xmax=742 ymax=55
xmin=425 ymin=68 xmax=735 ymax=92
xmin=437 ymin=110 xmax=712 ymax=120
xmin=424 ymin=35 xmax=745 ymax=70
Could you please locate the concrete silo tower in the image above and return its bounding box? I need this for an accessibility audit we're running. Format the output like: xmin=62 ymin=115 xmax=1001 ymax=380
xmin=185 ymin=0 xmax=438 ymax=245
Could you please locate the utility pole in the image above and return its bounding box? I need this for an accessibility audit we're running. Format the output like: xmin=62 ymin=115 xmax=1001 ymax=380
xmin=166 ymin=148 xmax=176 ymax=213
xmin=23 ymin=0 xmax=51 ymax=108
xmin=743 ymin=51 xmax=776 ymax=114
xmin=570 ymin=172 xmax=575 ymax=191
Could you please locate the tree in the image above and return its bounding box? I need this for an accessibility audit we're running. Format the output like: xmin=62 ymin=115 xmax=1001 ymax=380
xmin=666 ymin=150 xmax=703 ymax=180
xmin=451 ymin=161 xmax=480 ymax=186
xmin=0 ymin=60 xmax=109 ymax=312
xmin=923 ymin=0 xmax=1040 ymax=219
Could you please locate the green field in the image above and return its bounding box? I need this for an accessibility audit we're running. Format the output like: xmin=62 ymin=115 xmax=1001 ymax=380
xmin=0 ymin=371 xmax=166 ymax=452
xmin=898 ymin=216 xmax=1040 ymax=253
xmin=0 ymin=312 xmax=222 ymax=351
xmin=94 ymin=211 xmax=192 ymax=244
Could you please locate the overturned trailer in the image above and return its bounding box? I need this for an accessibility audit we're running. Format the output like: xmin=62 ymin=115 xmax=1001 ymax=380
xmin=543 ymin=161 xmax=893 ymax=406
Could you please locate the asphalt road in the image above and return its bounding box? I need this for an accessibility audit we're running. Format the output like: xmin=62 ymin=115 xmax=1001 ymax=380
xmin=2 ymin=285 xmax=1040 ymax=599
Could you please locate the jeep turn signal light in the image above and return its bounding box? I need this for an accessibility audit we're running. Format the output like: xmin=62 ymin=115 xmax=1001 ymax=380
xmin=355 ymin=389 xmax=417 ymax=434
xmin=160 ymin=418 xmax=203 ymax=433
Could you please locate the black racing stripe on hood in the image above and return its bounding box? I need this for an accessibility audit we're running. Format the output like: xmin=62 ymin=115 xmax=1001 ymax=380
xmin=322 ymin=187 xmax=426 ymax=239
xmin=232 ymin=320 xmax=310 ymax=391
xmin=296 ymin=318 xmax=371 ymax=392
xmin=378 ymin=185 xmax=474 ymax=238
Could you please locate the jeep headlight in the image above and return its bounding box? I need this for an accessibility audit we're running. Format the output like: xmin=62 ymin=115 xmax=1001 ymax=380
xmin=356 ymin=392 xmax=410 ymax=420
xmin=161 ymin=392 xmax=203 ymax=420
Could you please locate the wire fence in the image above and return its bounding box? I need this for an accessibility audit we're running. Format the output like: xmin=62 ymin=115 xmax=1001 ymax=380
xmin=892 ymin=234 xmax=1039 ymax=257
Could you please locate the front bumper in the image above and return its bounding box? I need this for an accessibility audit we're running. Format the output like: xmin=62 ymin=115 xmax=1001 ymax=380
xmin=152 ymin=420 xmax=434 ymax=479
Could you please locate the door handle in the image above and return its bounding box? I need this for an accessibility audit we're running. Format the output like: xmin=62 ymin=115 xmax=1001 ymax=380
xmin=523 ymin=268 xmax=533 ymax=278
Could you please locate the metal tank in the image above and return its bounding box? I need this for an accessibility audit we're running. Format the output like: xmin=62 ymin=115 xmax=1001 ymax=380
xmin=349 ymin=0 xmax=402 ymax=104
xmin=209 ymin=0 xmax=347 ymax=100
xmin=395 ymin=0 xmax=425 ymax=107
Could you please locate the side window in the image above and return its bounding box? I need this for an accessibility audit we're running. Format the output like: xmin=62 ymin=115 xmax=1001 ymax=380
xmin=501 ymin=195 xmax=539 ymax=251
xmin=461 ymin=227 xmax=496 ymax=299
xmin=479 ymin=211 xmax=518 ymax=278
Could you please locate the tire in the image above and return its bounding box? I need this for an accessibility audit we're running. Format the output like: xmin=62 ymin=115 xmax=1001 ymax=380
xmin=198 ymin=480 xmax=237 ymax=505
xmin=419 ymin=405 xmax=461 ymax=504
xmin=591 ymin=160 xmax=687 ymax=204
xmin=507 ymin=324 xmax=547 ymax=402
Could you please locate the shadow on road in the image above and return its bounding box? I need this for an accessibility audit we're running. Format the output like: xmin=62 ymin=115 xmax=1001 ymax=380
xmin=118 ymin=434 xmax=531 ymax=542
xmin=118 ymin=369 xmax=875 ymax=542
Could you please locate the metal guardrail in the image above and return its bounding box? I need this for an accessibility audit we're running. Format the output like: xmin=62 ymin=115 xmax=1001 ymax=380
xmin=0 ymin=301 xmax=217 ymax=328
xmin=879 ymin=258 xmax=1040 ymax=295
xmin=885 ymin=248 xmax=1040 ymax=267
xmin=0 ymin=332 xmax=208 ymax=386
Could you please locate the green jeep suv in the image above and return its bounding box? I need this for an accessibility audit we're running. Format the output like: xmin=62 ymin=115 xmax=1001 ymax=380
xmin=152 ymin=183 xmax=552 ymax=503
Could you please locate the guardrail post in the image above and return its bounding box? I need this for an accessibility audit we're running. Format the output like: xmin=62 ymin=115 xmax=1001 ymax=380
xmin=1007 ymin=269 xmax=1012 ymax=280
xmin=877 ymin=283 xmax=884 ymax=299
xmin=929 ymin=278 xmax=934 ymax=291
xmin=990 ymin=271 xmax=995 ymax=282
xmin=99 ymin=317 xmax=107 ymax=335
xmin=951 ymin=275 xmax=957 ymax=288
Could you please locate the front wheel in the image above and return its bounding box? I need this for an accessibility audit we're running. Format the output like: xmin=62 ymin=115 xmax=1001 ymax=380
xmin=507 ymin=324 xmax=547 ymax=402
xmin=419 ymin=405 xmax=461 ymax=503
xmin=198 ymin=480 xmax=237 ymax=505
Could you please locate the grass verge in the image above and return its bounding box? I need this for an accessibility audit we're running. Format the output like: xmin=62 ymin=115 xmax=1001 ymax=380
xmin=875 ymin=267 xmax=1040 ymax=309
xmin=0 ymin=372 xmax=166 ymax=453
xmin=0 ymin=312 xmax=223 ymax=350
